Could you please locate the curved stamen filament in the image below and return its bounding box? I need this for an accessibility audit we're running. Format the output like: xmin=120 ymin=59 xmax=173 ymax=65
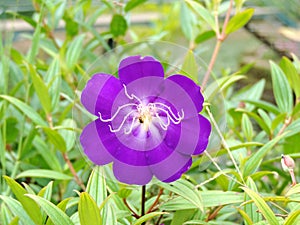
xmin=123 ymin=84 xmax=143 ymax=104
xmin=155 ymin=113 xmax=169 ymax=130
xmin=153 ymin=102 xmax=184 ymax=121
xmin=98 ymin=103 xmax=137 ymax=122
xmin=155 ymin=106 xmax=183 ymax=125
xmin=124 ymin=117 xmax=137 ymax=134
xmin=108 ymin=110 xmax=136 ymax=133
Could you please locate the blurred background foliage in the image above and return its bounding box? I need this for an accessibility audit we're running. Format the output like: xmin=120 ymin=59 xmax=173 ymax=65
xmin=0 ymin=0 xmax=300 ymax=224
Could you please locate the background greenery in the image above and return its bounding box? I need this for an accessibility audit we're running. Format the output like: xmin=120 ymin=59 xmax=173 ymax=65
xmin=1 ymin=0 xmax=300 ymax=224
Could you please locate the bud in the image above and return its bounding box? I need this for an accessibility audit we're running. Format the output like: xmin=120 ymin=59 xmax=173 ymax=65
xmin=281 ymin=154 xmax=297 ymax=186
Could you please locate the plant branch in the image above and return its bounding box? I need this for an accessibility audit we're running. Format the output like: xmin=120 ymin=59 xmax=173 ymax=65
xmin=62 ymin=153 xmax=86 ymax=191
xmin=201 ymin=0 xmax=233 ymax=89
xmin=206 ymin=205 xmax=224 ymax=222
xmin=123 ymin=198 xmax=140 ymax=219
xmin=146 ymin=188 xmax=164 ymax=213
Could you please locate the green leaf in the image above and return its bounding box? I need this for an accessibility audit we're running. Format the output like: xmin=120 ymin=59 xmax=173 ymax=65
xmin=280 ymin=57 xmax=300 ymax=99
xmin=65 ymin=34 xmax=86 ymax=70
xmin=225 ymin=8 xmax=254 ymax=34
xmin=86 ymin=167 xmax=107 ymax=206
xmin=171 ymin=209 xmax=195 ymax=225
xmin=26 ymin=194 xmax=74 ymax=225
xmin=195 ymin=30 xmax=216 ymax=44
xmin=161 ymin=191 xmax=244 ymax=210
xmin=125 ymin=0 xmax=147 ymax=12
xmin=133 ymin=212 xmax=167 ymax=225
xmin=244 ymin=177 xmax=262 ymax=224
xmin=286 ymin=183 xmax=300 ymax=196
xmin=27 ymin=11 xmax=42 ymax=63
xmin=283 ymin=209 xmax=300 ymax=225
xmin=242 ymin=114 xmax=253 ymax=141
xmin=42 ymin=127 xmax=67 ymax=152
xmin=110 ymin=14 xmax=127 ymax=37
xmin=235 ymin=207 xmax=254 ymax=225
xmin=241 ymin=187 xmax=279 ymax=225
xmin=58 ymin=119 xmax=77 ymax=151
xmin=46 ymin=58 xmax=61 ymax=110
xmin=243 ymin=134 xmax=285 ymax=177
xmin=285 ymin=118 xmax=300 ymax=138
xmin=16 ymin=169 xmax=73 ymax=180
xmin=0 ymin=196 xmax=35 ymax=225
xmin=27 ymin=63 xmax=52 ymax=114
xmin=185 ymin=0 xmax=216 ymax=31
xmin=270 ymin=61 xmax=293 ymax=114
xmin=46 ymin=198 xmax=73 ymax=225
xmin=158 ymin=180 xmax=203 ymax=211
xmin=4 ymin=176 xmax=43 ymax=224
xmin=180 ymin=2 xmax=196 ymax=41
xmin=0 ymin=95 xmax=47 ymax=126
xmin=33 ymin=136 xmax=62 ymax=171
xmin=79 ymin=192 xmax=102 ymax=225
xmin=180 ymin=50 xmax=198 ymax=83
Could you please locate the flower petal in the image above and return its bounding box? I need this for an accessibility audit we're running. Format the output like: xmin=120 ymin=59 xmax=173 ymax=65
xmin=118 ymin=56 xmax=164 ymax=85
xmin=95 ymin=119 xmax=179 ymax=166
xmin=193 ymin=115 xmax=211 ymax=155
xmin=113 ymin=161 xmax=152 ymax=185
xmin=81 ymin=74 xmax=123 ymax=116
xmin=150 ymin=151 xmax=192 ymax=182
xmin=174 ymin=115 xmax=211 ymax=156
xmin=167 ymin=75 xmax=204 ymax=112
xmin=163 ymin=158 xmax=192 ymax=182
xmin=80 ymin=121 xmax=113 ymax=165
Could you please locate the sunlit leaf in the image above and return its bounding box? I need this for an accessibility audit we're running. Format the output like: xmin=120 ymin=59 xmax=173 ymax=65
xmin=4 ymin=176 xmax=43 ymax=224
xmin=225 ymin=9 xmax=254 ymax=34
xmin=78 ymin=192 xmax=102 ymax=225
xmin=125 ymin=0 xmax=147 ymax=12
xmin=26 ymin=195 xmax=74 ymax=225
xmin=0 ymin=196 xmax=35 ymax=225
xmin=133 ymin=212 xmax=168 ymax=225
xmin=110 ymin=14 xmax=127 ymax=37
xmin=16 ymin=169 xmax=72 ymax=180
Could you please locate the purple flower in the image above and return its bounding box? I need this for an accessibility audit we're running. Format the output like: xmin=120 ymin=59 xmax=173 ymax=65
xmin=80 ymin=55 xmax=211 ymax=185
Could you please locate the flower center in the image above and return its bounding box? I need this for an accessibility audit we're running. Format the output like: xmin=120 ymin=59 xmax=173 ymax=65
xmin=98 ymin=84 xmax=184 ymax=134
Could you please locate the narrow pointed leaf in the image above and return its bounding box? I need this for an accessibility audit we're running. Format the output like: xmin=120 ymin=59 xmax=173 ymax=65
xmin=78 ymin=192 xmax=102 ymax=225
xmin=242 ymin=187 xmax=279 ymax=225
xmin=270 ymin=61 xmax=293 ymax=114
xmin=0 ymin=95 xmax=47 ymax=126
xmin=133 ymin=212 xmax=168 ymax=225
xmin=26 ymin=194 xmax=74 ymax=225
xmin=0 ymin=196 xmax=35 ymax=225
xmin=4 ymin=176 xmax=43 ymax=224
xmin=226 ymin=9 xmax=254 ymax=34
xmin=185 ymin=0 xmax=216 ymax=31
xmin=16 ymin=169 xmax=72 ymax=180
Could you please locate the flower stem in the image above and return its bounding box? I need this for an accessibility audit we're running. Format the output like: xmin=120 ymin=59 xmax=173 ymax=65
xmin=141 ymin=185 xmax=146 ymax=224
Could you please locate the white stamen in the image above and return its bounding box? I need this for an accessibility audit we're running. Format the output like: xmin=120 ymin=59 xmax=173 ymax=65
xmin=98 ymin=84 xmax=185 ymax=135
xmin=123 ymin=84 xmax=142 ymax=104
xmin=98 ymin=103 xmax=137 ymax=122
xmin=108 ymin=110 xmax=135 ymax=133
xmin=124 ymin=117 xmax=137 ymax=134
